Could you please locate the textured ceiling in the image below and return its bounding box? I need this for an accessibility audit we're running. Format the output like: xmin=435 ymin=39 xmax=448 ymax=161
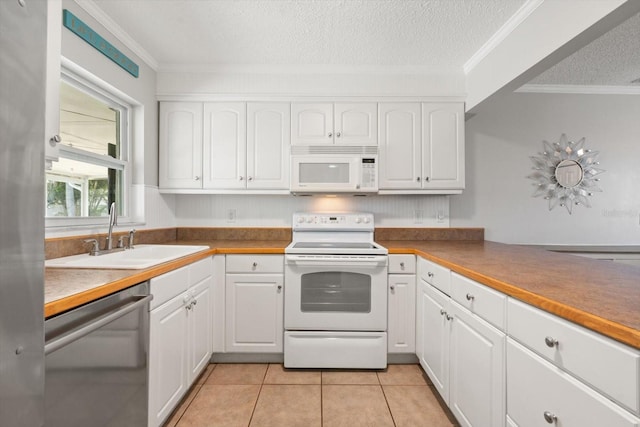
xmin=90 ymin=0 xmax=526 ymax=72
xmin=531 ymin=11 xmax=640 ymax=86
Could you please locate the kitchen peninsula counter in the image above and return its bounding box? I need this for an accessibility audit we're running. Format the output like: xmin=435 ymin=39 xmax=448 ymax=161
xmin=45 ymin=239 xmax=640 ymax=349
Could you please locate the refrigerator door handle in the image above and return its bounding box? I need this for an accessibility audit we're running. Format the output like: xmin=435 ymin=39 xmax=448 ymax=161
xmin=45 ymin=294 xmax=153 ymax=355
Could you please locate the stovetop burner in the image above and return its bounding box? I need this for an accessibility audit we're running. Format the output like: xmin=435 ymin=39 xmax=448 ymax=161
xmin=286 ymin=213 xmax=388 ymax=256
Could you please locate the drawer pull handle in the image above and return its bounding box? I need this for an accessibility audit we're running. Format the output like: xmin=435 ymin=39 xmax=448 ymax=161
xmin=544 ymin=336 xmax=559 ymax=348
xmin=465 ymin=293 xmax=474 ymax=301
xmin=543 ymin=411 xmax=557 ymax=424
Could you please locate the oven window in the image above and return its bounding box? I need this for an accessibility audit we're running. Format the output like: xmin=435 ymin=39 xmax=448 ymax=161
xmin=300 ymin=272 xmax=371 ymax=313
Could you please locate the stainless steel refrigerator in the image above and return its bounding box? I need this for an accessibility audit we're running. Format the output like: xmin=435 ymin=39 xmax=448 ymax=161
xmin=0 ymin=0 xmax=47 ymax=425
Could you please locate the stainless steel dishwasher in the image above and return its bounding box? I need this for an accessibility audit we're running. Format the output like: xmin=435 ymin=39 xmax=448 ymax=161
xmin=44 ymin=282 xmax=152 ymax=427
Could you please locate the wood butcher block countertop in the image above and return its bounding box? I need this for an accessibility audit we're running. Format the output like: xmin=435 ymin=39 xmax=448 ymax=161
xmin=45 ymin=239 xmax=640 ymax=349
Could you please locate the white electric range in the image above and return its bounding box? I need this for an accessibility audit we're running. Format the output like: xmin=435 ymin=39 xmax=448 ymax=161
xmin=284 ymin=212 xmax=389 ymax=369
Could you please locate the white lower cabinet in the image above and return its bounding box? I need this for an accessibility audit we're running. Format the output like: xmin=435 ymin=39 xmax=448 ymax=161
xmin=148 ymin=257 xmax=213 ymax=427
xmin=416 ymin=257 xmax=505 ymax=427
xmin=388 ymin=255 xmax=416 ymax=353
xmin=506 ymin=338 xmax=640 ymax=427
xmin=225 ymin=255 xmax=284 ymax=353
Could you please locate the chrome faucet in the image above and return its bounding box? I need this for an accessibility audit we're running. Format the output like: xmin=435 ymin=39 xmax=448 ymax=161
xmin=106 ymin=202 xmax=117 ymax=250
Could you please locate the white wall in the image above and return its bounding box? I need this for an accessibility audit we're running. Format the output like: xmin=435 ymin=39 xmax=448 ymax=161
xmin=451 ymin=91 xmax=640 ymax=245
xmin=174 ymin=194 xmax=450 ymax=228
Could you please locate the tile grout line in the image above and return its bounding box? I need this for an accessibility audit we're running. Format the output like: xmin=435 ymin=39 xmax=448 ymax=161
xmin=379 ymin=383 xmax=398 ymax=427
xmin=245 ymin=364 xmax=270 ymax=427
xmin=168 ymin=364 xmax=216 ymax=426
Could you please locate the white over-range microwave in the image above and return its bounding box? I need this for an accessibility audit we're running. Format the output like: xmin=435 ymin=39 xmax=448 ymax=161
xmin=290 ymin=153 xmax=378 ymax=194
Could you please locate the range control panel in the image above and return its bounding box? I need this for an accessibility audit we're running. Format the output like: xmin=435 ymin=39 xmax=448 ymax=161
xmin=292 ymin=212 xmax=374 ymax=230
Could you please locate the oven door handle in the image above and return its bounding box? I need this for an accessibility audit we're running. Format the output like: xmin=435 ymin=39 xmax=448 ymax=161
xmin=285 ymin=255 xmax=388 ymax=268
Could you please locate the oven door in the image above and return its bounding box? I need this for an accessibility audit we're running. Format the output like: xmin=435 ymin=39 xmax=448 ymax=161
xmin=284 ymin=255 xmax=388 ymax=331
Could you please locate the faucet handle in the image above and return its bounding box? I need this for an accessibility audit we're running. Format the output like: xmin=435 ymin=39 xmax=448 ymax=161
xmin=117 ymin=235 xmax=128 ymax=249
xmin=128 ymin=229 xmax=136 ymax=249
xmin=84 ymin=238 xmax=100 ymax=255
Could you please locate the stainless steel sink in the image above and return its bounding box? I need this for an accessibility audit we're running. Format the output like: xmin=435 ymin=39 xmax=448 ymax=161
xmin=45 ymin=244 xmax=210 ymax=269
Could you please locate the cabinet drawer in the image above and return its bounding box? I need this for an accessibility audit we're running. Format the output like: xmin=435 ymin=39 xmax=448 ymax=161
xmin=388 ymin=254 xmax=416 ymax=274
xmin=418 ymin=257 xmax=451 ymax=295
xmin=189 ymin=256 xmax=212 ymax=285
xmin=507 ymin=339 xmax=640 ymax=427
xmin=508 ymin=299 xmax=640 ymax=415
xmin=150 ymin=266 xmax=189 ymax=310
xmin=451 ymin=273 xmax=506 ymax=331
xmin=226 ymin=254 xmax=284 ymax=273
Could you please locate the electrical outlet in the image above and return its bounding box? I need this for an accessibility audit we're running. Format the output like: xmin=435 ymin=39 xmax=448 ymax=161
xmin=227 ymin=208 xmax=236 ymax=223
xmin=414 ymin=210 xmax=424 ymax=224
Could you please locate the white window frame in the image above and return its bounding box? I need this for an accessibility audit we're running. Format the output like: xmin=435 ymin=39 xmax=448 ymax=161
xmin=45 ymin=63 xmax=134 ymax=229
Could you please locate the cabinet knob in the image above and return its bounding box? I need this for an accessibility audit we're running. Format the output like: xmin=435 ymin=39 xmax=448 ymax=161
xmin=239 ymin=176 xmax=244 ymax=181
xmin=425 ymin=176 xmax=430 ymax=182
xmin=544 ymin=336 xmax=559 ymax=348
xmin=440 ymin=309 xmax=446 ymax=316
xmin=252 ymin=262 xmax=258 ymax=268
xmin=390 ymin=285 xmax=395 ymax=291
xmin=465 ymin=293 xmax=474 ymax=301
xmin=399 ymin=262 xmax=405 ymax=268
xmin=445 ymin=313 xmax=453 ymax=321
xmin=336 ymin=132 xmax=341 ymax=137
xmin=416 ymin=177 xmax=421 ymax=182
xmin=277 ymin=285 xmax=282 ymax=291
xmin=195 ymin=176 xmax=200 ymax=181
xmin=427 ymin=272 xmax=434 ymax=278
xmin=49 ymin=134 xmax=61 ymax=147
xmin=248 ymin=176 xmax=253 ymax=181
xmin=543 ymin=411 xmax=557 ymax=424
xmin=328 ymin=132 xmax=333 ymax=138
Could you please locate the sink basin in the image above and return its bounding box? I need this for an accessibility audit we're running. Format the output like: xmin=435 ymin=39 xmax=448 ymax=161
xmin=45 ymin=244 xmax=210 ymax=269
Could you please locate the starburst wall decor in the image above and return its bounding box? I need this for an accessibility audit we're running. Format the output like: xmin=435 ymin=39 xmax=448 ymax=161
xmin=528 ymin=134 xmax=604 ymax=214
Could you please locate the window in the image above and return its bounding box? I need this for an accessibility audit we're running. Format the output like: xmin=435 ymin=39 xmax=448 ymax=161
xmin=46 ymin=73 xmax=129 ymax=221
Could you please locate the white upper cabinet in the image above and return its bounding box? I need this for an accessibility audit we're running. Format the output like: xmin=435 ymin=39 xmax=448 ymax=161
xmin=159 ymin=101 xmax=290 ymax=192
xmin=44 ymin=0 xmax=62 ymax=169
xmin=203 ymin=102 xmax=246 ymax=189
xmin=246 ymin=103 xmax=291 ymax=189
xmin=292 ymin=103 xmax=377 ymax=145
xmin=378 ymin=102 xmax=465 ymax=193
xmin=422 ymin=103 xmax=465 ymax=190
xmin=378 ymin=103 xmax=421 ymax=189
xmin=159 ymin=102 xmax=203 ymax=189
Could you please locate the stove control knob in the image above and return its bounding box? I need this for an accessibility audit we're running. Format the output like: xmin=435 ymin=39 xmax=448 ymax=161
xmin=355 ymin=217 xmax=362 ymax=224
xmin=297 ymin=216 xmax=305 ymax=224
xmin=363 ymin=217 xmax=371 ymax=224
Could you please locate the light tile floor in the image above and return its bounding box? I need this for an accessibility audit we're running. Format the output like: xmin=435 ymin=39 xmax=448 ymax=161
xmin=165 ymin=363 xmax=459 ymax=427
xmin=165 ymin=364 xmax=458 ymax=427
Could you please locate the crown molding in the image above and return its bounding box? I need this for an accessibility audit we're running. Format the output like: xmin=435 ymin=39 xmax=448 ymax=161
xmin=463 ymin=0 xmax=544 ymax=74
xmin=517 ymin=84 xmax=640 ymax=95
xmin=73 ymin=0 xmax=158 ymax=71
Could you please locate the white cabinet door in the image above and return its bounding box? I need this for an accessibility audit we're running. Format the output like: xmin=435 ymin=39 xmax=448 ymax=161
xmin=507 ymin=338 xmax=640 ymax=427
xmin=203 ymin=102 xmax=246 ymax=189
xmin=417 ymin=279 xmax=450 ymax=402
xmin=247 ymin=102 xmax=290 ymax=189
xmin=44 ymin=0 xmax=61 ymax=168
xmin=149 ymin=295 xmax=189 ymax=427
xmin=388 ymin=274 xmax=416 ymax=353
xmin=225 ymin=274 xmax=284 ymax=353
xmin=159 ymin=102 xmax=203 ymax=189
xmin=187 ymin=277 xmax=212 ymax=384
xmin=334 ymin=103 xmax=377 ymax=145
xmin=291 ymin=103 xmax=333 ymax=145
xmin=422 ymin=103 xmax=465 ymax=190
xmin=378 ymin=103 xmax=422 ymax=189
xmin=449 ymin=301 xmax=505 ymax=427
